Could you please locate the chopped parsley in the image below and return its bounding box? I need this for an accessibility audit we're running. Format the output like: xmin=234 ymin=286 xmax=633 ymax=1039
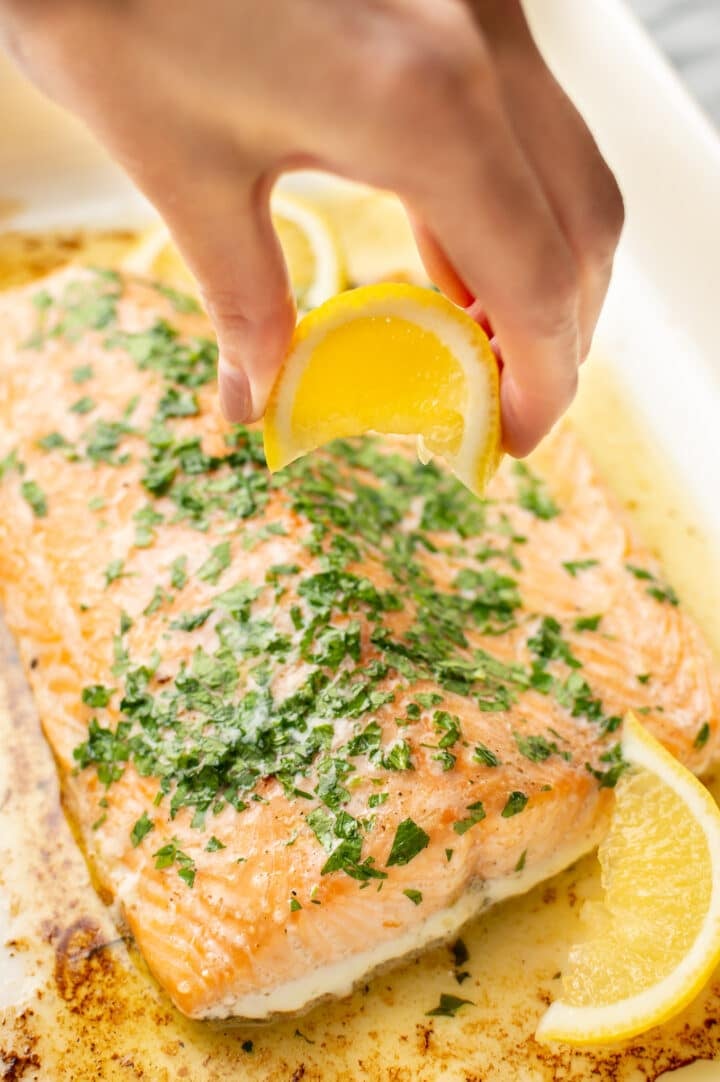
xmin=37 ymin=432 xmax=70 ymax=452
xmin=426 ymin=993 xmax=473 ymax=1018
xmin=21 ymin=480 xmax=47 ymax=518
xmin=473 ymin=743 xmax=500 ymax=767
xmin=514 ymin=731 xmax=568 ymax=763
xmin=84 ymin=419 xmax=131 ymax=465
xmin=133 ymin=504 xmax=164 ymax=548
xmin=103 ymin=558 xmax=126 ymax=587
xmin=0 ymin=450 xmax=21 ymax=479
xmin=32 ymin=290 xmax=53 ymax=311
xmin=585 ymin=743 xmax=630 ymax=788
xmin=143 ymin=586 xmax=172 ymax=616
xmin=82 ymin=684 xmax=113 ymax=708
xmin=197 ymin=541 xmax=232 ymax=584
xmin=416 ymin=692 xmax=443 ymax=708
xmin=433 ymin=710 xmax=461 ymax=748
xmin=171 ymin=608 xmax=213 ymax=632
xmin=625 ymin=563 xmax=679 ymax=605
xmin=453 ymin=801 xmax=486 ymax=835
xmin=381 ymin=739 xmax=414 ymax=771
xmin=153 ymin=838 xmax=196 ymax=887
xmin=512 ymin=462 xmax=560 ymax=520
xmin=562 ymin=559 xmax=599 ymax=577
xmin=156 ymin=283 xmax=202 ymax=315
xmin=71 ymin=364 xmax=94 ymax=383
xmin=386 ymin=818 xmax=430 ymax=867
xmin=403 ymin=888 xmax=423 ymax=905
xmin=170 ymin=555 xmax=188 ymax=590
xmin=501 ymin=791 xmax=529 ymax=818
xmin=694 ymin=722 xmax=710 ymax=750
xmin=574 ymin=614 xmax=603 ymax=632
xmin=130 ymin=811 xmax=155 ymax=847
xmin=70 ymin=396 xmax=96 ymax=415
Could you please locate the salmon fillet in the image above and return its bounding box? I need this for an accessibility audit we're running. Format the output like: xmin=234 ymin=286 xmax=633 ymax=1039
xmin=0 ymin=267 xmax=718 ymax=1021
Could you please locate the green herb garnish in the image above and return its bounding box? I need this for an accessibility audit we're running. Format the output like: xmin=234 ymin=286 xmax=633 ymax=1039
xmin=386 ymin=818 xmax=430 ymax=866
xmin=501 ymin=791 xmax=528 ymax=818
xmin=426 ymin=993 xmax=473 ymax=1018
xmin=21 ymin=480 xmax=47 ymax=517
xmin=130 ymin=812 xmax=155 ymax=847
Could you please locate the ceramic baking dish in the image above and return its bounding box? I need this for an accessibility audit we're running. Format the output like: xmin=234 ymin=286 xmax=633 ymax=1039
xmin=0 ymin=1 xmax=719 ymax=1078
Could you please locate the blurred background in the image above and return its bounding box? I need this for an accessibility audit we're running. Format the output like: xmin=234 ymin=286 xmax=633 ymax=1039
xmin=631 ymin=0 xmax=720 ymax=123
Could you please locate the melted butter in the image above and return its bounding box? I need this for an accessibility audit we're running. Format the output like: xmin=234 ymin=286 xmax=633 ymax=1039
xmin=1 ymin=219 xmax=719 ymax=1078
xmin=570 ymin=361 xmax=720 ymax=657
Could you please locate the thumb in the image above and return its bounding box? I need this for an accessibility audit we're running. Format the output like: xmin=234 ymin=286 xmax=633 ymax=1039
xmin=154 ymin=170 xmax=296 ymax=423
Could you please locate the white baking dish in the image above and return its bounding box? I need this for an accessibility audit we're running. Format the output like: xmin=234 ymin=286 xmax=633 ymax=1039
xmin=1 ymin=1 xmax=719 ymax=1078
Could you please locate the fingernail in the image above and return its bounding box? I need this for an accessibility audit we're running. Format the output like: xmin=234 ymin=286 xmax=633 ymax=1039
xmin=218 ymin=358 xmax=253 ymax=423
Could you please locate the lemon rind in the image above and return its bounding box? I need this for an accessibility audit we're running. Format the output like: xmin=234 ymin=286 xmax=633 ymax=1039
xmin=271 ymin=193 xmax=343 ymax=310
xmin=536 ymin=714 xmax=720 ymax=1045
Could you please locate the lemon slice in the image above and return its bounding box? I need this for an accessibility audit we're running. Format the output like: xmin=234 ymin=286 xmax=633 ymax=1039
xmin=122 ymin=225 xmax=197 ymax=290
xmin=271 ymin=192 xmax=343 ymax=310
xmin=536 ymin=713 xmax=720 ymax=1046
xmin=263 ymin=282 xmax=501 ymax=495
xmin=123 ymin=194 xmax=342 ymax=308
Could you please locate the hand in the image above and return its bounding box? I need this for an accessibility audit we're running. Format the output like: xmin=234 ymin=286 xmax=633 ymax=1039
xmin=0 ymin=0 xmax=623 ymax=454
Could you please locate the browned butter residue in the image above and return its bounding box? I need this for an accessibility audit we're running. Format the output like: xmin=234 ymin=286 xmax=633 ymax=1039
xmin=0 ymin=224 xmax=718 ymax=1081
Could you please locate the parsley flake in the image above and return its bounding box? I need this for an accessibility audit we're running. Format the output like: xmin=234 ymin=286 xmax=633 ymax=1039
xmin=502 ymin=791 xmax=528 ymax=817
xmin=562 ymin=559 xmax=599 ymax=577
xmin=426 ymin=993 xmax=473 ymax=1018
xmin=130 ymin=812 xmax=155 ymax=847
xmin=474 ymin=743 xmax=500 ymax=767
xmin=153 ymin=838 xmax=196 ymax=887
xmin=82 ymin=684 xmax=113 ymax=708
xmin=453 ymin=800 xmax=486 ymax=835
xmin=386 ymin=818 xmax=429 ymax=866
xmin=21 ymin=480 xmax=47 ymax=518
xmin=197 ymin=541 xmax=232 ymax=584
xmin=205 ymin=835 xmax=226 ymax=852
xmin=513 ymin=462 xmax=559 ymax=520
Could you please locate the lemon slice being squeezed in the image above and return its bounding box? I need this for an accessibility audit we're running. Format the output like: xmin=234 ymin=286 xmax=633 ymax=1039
xmin=263 ymin=282 xmax=502 ymax=495
xmin=536 ymin=713 xmax=720 ymax=1046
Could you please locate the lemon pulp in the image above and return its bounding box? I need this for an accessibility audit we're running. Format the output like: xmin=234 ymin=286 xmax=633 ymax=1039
xmin=290 ymin=315 xmax=466 ymax=458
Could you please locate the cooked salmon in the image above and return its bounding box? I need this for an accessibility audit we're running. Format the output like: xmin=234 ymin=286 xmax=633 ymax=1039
xmin=0 ymin=267 xmax=718 ymax=1021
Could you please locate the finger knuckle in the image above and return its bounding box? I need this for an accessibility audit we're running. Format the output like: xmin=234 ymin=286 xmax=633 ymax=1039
xmin=578 ymin=168 xmax=625 ymax=268
xmin=381 ymin=13 xmax=488 ymax=105
xmin=523 ymin=246 xmax=581 ymax=340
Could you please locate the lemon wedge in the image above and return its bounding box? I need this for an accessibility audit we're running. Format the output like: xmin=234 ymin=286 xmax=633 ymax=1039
xmin=536 ymin=713 xmax=720 ymax=1046
xmin=263 ymin=282 xmax=502 ymax=495
xmin=123 ymin=193 xmax=342 ymax=308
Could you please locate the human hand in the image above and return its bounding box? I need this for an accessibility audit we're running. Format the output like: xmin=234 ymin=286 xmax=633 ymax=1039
xmin=0 ymin=0 xmax=623 ymax=454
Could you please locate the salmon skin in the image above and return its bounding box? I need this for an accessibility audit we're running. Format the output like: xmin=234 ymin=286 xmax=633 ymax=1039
xmin=0 ymin=267 xmax=718 ymax=1021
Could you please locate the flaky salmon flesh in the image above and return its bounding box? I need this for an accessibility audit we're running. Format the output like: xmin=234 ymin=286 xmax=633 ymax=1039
xmin=0 ymin=268 xmax=718 ymax=1021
